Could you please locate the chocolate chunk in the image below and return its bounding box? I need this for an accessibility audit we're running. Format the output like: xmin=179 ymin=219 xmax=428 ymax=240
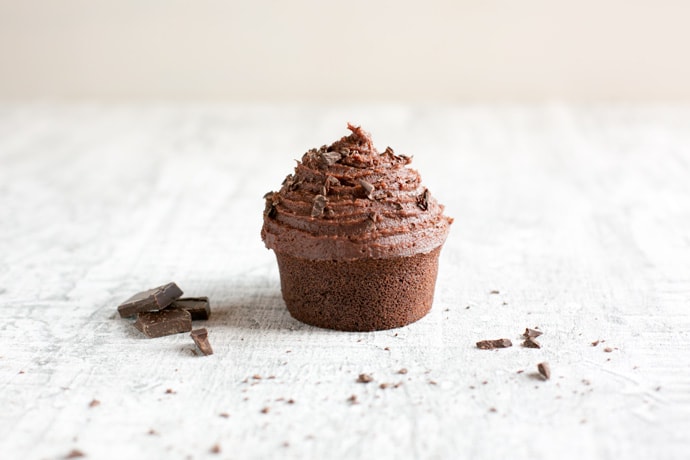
xmin=416 ymin=188 xmax=430 ymax=211
xmin=190 ymin=328 xmax=213 ymax=355
xmin=537 ymin=362 xmax=551 ymax=380
xmin=359 ymin=180 xmax=375 ymax=199
xmin=134 ymin=308 xmax=192 ymax=338
xmin=311 ymin=194 xmax=327 ymax=218
xmin=522 ymin=337 xmax=541 ymax=348
xmin=172 ymin=297 xmax=211 ymax=320
xmin=523 ymin=328 xmax=543 ymax=338
xmin=476 ymin=338 xmax=512 ymax=349
xmin=117 ymin=282 xmax=183 ymax=318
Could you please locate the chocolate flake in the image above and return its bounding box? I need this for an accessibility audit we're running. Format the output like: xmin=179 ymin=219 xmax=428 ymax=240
xmin=523 ymin=328 xmax=543 ymax=338
xmin=190 ymin=328 xmax=214 ymax=355
xmin=522 ymin=337 xmax=541 ymax=349
xmin=134 ymin=308 xmax=192 ymax=338
xmin=537 ymin=362 xmax=551 ymax=380
xmin=416 ymin=188 xmax=430 ymax=211
xmin=117 ymin=282 xmax=183 ymax=318
xmin=311 ymin=194 xmax=327 ymax=218
xmin=356 ymin=373 xmax=373 ymax=383
xmin=359 ymin=180 xmax=375 ymax=199
xmin=324 ymin=175 xmax=340 ymax=195
xmin=319 ymin=151 xmax=342 ymax=166
xmin=476 ymin=338 xmax=513 ymax=349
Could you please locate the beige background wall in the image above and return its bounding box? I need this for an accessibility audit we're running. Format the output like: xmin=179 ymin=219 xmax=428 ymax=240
xmin=1 ymin=0 xmax=689 ymax=102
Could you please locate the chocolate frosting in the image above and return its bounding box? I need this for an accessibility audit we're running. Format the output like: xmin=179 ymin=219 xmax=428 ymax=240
xmin=262 ymin=124 xmax=453 ymax=261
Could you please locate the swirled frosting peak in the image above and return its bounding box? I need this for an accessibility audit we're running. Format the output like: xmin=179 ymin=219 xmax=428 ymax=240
xmin=262 ymin=124 xmax=452 ymax=260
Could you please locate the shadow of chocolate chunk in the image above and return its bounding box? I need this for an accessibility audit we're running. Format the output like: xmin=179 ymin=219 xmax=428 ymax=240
xmin=134 ymin=308 xmax=192 ymax=338
xmin=172 ymin=297 xmax=211 ymax=320
xmin=117 ymin=282 xmax=183 ymax=318
xmin=191 ymin=328 xmax=213 ymax=355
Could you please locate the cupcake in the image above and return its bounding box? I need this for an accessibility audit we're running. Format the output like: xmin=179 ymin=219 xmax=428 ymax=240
xmin=262 ymin=124 xmax=452 ymax=331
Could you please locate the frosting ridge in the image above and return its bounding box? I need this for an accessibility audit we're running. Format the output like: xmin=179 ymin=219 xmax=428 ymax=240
xmin=262 ymin=124 xmax=452 ymax=260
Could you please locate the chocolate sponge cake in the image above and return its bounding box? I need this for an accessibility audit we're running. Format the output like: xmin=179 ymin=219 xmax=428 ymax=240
xmin=262 ymin=124 xmax=452 ymax=331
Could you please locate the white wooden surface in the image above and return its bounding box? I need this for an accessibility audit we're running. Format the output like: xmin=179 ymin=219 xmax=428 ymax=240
xmin=1 ymin=105 xmax=689 ymax=460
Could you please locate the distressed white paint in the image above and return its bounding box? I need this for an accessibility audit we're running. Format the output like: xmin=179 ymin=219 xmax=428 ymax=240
xmin=0 ymin=105 xmax=689 ymax=460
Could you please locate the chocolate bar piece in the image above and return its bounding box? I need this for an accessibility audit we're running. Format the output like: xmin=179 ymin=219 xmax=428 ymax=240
xmin=134 ymin=308 xmax=192 ymax=338
xmin=190 ymin=328 xmax=213 ymax=355
xmin=172 ymin=297 xmax=211 ymax=320
xmin=118 ymin=282 xmax=183 ymax=318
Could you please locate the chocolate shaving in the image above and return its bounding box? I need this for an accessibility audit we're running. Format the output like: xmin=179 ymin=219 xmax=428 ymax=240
xmin=537 ymin=362 xmax=551 ymax=380
xmin=523 ymin=328 xmax=543 ymax=338
xmin=311 ymin=194 xmax=327 ymax=218
xmin=191 ymin=328 xmax=213 ymax=355
xmin=324 ymin=175 xmax=340 ymax=195
xmin=358 ymin=180 xmax=375 ymax=199
xmin=476 ymin=338 xmax=513 ymax=349
xmin=416 ymin=188 xmax=430 ymax=211
xmin=319 ymin=151 xmax=342 ymax=166
xmin=522 ymin=337 xmax=541 ymax=348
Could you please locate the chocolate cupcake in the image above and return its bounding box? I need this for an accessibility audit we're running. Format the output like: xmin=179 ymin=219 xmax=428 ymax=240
xmin=262 ymin=124 xmax=452 ymax=331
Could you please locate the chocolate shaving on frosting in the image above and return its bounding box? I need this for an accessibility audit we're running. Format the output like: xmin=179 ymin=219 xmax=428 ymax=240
xmin=261 ymin=124 xmax=452 ymax=260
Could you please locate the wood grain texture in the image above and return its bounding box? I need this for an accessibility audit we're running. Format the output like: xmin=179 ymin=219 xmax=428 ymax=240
xmin=1 ymin=105 xmax=689 ymax=459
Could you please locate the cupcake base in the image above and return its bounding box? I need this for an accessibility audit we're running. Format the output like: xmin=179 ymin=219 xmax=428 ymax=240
xmin=275 ymin=247 xmax=442 ymax=332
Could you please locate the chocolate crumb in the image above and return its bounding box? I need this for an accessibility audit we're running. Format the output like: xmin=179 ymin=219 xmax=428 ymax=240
xmin=476 ymin=338 xmax=512 ymax=349
xmin=522 ymin=337 xmax=541 ymax=349
xmin=516 ymin=369 xmax=524 ymax=374
xmin=603 ymin=347 xmax=613 ymax=353
xmin=482 ymin=380 xmax=488 ymax=385
xmin=379 ymin=383 xmax=391 ymax=389
xmin=165 ymin=388 xmax=175 ymax=394
xmin=357 ymin=373 xmax=373 ymax=383
xmin=537 ymin=362 xmax=551 ymax=380
xmin=252 ymin=374 xmax=262 ymax=380
xmin=65 ymin=449 xmax=85 ymax=459
xmin=489 ymin=407 xmax=497 ymax=413
xmin=210 ymin=444 xmax=221 ymax=454
xmin=523 ymin=328 xmax=543 ymax=338
xmin=287 ymin=399 xmax=295 ymax=404
xmin=311 ymin=194 xmax=327 ymax=218
xmin=261 ymin=407 xmax=270 ymax=414
xmin=428 ymin=380 xmax=438 ymax=385
xmin=88 ymin=399 xmax=100 ymax=408
xmin=397 ymin=368 xmax=408 ymax=375
xmin=591 ymin=340 xmax=600 ymax=347
xmin=147 ymin=429 xmax=158 ymax=435
xmin=219 ymin=412 xmax=229 ymax=418
xmin=347 ymin=394 xmax=358 ymax=404
xmin=490 ymin=290 xmax=500 ymax=294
